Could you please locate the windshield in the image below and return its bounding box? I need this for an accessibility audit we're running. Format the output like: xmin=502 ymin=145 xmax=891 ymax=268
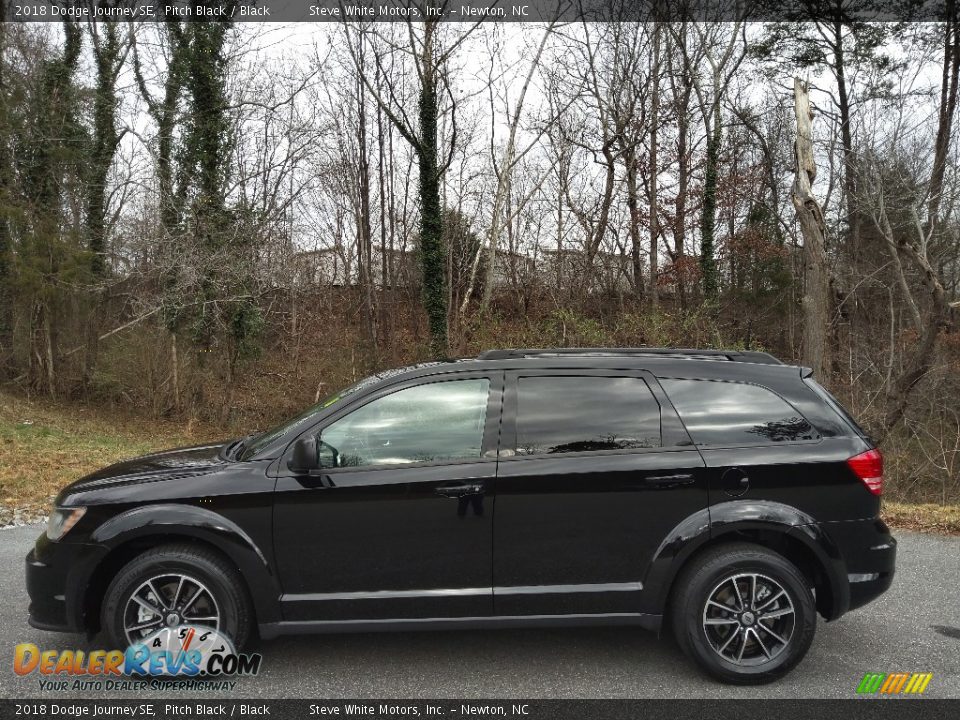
xmin=238 ymin=380 xmax=368 ymax=460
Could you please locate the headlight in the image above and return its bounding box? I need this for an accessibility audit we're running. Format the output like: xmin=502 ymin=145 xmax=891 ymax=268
xmin=46 ymin=507 xmax=86 ymax=541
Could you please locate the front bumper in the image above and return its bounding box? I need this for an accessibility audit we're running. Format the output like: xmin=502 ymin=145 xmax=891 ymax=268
xmin=25 ymin=533 xmax=108 ymax=634
xmin=26 ymin=545 xmax=71 ymax=631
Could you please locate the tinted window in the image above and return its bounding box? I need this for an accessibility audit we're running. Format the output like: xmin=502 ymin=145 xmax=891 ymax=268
xmin=241 ymin=376 xmax=377 ymax=459
xmin=321 ymin=379 xmax=490 ymax=467
xmin=515 ymin=376 xmax=660 ymax=455
xmin=805 ymin=379 xmax=868 ymax=438
xmin=660 ymin=379 xmax=818 ymax=446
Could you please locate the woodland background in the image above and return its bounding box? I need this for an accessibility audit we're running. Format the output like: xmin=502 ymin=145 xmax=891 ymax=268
xmin=1 ymin=7 xmax=959 ymax=519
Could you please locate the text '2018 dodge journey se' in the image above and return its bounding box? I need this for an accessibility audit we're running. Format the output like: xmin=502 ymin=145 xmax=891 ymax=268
xmin=26 ymin=347 xmax=895 ymax=684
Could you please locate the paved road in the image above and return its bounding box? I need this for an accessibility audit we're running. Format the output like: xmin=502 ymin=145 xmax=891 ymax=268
xmin=1 ymin=524 xmax=957 ymax=699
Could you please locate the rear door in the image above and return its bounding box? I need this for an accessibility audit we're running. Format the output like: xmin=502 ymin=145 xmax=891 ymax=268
xmin=492 ymin=370 xmax=707 ymax=616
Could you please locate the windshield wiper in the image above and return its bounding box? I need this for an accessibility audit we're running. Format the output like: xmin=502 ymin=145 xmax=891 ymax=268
xmin=221 ymin=438 xmax=243 ymax=460
xmin=228 ymin=432 xmax=262 ymax=461
xmin=222 ymin=434 xmax=253 ymax=460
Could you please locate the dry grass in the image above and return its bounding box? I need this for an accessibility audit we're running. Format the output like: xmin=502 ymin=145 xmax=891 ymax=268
xmin=882 ymin=501 xmax=960 ymax=536
xmin=0 ymin=392 xmax=219 ymax=513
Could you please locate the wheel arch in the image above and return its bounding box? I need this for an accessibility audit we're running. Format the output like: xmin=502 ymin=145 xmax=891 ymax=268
xmin=643 ymin=501 xmax=848 ymax=622
xmin=81 ymin=505 xmax=281 ymax=634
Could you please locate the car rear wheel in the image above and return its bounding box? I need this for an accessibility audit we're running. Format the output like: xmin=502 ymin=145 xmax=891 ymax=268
xmin=671 ymin=542 xmax=817 ymax=684
xmin=101 ymin=543 xmax=252 ymax=651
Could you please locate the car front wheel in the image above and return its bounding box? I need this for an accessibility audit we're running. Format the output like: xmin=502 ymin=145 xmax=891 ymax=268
xmin=671 ymin=542 xmax=817 ymax=684
xmin=101 ymin=543 xmax=252 ymax=651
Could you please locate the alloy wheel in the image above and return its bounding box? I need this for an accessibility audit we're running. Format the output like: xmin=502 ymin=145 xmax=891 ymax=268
xmin=701 ymin=572 xmax=796 ymax=666
xmin=122 ymin=573 xmax=221 ymax=645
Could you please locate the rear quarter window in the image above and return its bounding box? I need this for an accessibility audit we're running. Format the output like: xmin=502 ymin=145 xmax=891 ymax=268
xmin=804 ymin=379 xmax=870 ymax=439
xmin=659 ymin=378 xmax=819 ymax=447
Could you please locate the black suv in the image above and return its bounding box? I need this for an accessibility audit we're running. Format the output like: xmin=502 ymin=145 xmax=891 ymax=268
xmin=26 ymin=348 xmax=895 ymax=684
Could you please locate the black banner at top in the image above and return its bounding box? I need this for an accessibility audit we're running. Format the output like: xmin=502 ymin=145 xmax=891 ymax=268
xmin=1 ymin=0 xmax=957 ymax=23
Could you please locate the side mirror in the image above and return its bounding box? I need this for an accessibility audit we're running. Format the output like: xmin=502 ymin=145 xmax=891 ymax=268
xmin=288 ymin=436 xmax=320 ymax=474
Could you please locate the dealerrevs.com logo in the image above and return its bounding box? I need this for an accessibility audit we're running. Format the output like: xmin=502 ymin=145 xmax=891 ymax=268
xmin=14 ymin=625 xmax=262 ymax=690
xmin=856 ymin=672 xmax=933 ymax=696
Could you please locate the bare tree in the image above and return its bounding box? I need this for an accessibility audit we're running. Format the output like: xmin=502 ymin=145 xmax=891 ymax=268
xmin=343 ymin=7 xmax=485 ymax=355
xmin=792 ymin=78 xmax=830 ymax=381
xmin=673 ymin=19 xmax=746 ymax=298
xmin=459 ymin=20 xmax=561 ymax=317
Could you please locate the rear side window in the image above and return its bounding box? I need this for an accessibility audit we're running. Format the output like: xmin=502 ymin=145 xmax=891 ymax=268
xmin=804 ymin=379 xmax=869 ymax=438
xmin=515 ymin=376 xmax=660 ymax=455
xmin=660 ymin=379 xmax=818 ymax=447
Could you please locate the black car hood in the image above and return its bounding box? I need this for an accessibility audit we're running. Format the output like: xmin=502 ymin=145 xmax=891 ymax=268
xmin=62 ymin=442 xmax=230 ymax=495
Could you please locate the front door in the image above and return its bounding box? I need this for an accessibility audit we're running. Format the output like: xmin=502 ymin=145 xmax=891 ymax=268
xmin=493 ymin=371 xmax=707 ymax=616
xmin=273 ymin=372 xmax=503 ymax=622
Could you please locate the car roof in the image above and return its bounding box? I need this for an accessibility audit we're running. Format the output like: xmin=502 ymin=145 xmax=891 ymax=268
xmin=381 ymin=348 xmax=807 ymax=386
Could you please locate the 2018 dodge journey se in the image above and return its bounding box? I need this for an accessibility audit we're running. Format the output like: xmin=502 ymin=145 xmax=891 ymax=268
xmin=26 ymin=347 xmax=896 ymax=684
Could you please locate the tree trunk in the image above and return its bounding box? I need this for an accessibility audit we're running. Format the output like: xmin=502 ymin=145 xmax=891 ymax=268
xmin=884 ymin=224 xmax=951 ymax=430
xmin=833 ymin=21 xmax=861 ymax=260
xmin=927 ymin=10 xmax=959 ymax=233
xmin=874 ymin=202 xmax=922 ymax=331
xmin=791 ymin=78 xmax=830 ymax=381
xmin=472 ymin=23 xmax=554 ymax=317
xmin=648 ymin=24 xmax=660 ymax=308
xmin=625 ymin=146 xmax=644 ymax=298
xmin=418 ymin=20 xmax=448 ymax=356
xmin=83 ymin=24 xmax=125 ymax=390
xmin=699 ymin=115 xmax=721 ymax=298
xmin=355 ymin=47 xmax=378 ymax=355
xmin=585 ymin=141 xmax=617 ymax=271
xmin=86 ymin=23 xmax=122 ymax=278
xmin=170 ymin=330 xmax=180 ymax=413
xmin=0 ymin=23 xmax=13 ymax=376
xmin=674 ymin=75 xmax=691 ymax=309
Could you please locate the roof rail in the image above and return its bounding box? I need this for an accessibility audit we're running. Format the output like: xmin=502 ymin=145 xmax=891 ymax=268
xmin=476 ymin=347 xmax=783 ymax=365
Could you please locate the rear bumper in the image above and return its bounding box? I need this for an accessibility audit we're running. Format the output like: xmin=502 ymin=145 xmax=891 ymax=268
xmin=823 ymin=517 xmax=897 ymax=615
xmin=848 ymin=568 xmax=895 ymax=612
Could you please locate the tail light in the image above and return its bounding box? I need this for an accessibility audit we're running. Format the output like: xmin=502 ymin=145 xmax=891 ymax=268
xmin=847 ymin=448 xmax=883 ymax=495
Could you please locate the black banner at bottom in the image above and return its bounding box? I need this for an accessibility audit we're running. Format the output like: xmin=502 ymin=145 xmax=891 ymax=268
xmin=1 ymin=699 xmax=958 ymax=720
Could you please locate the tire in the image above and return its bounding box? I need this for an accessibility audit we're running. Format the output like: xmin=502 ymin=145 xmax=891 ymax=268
xmin=670 ymin=542 xmax=817 ymax=685
xmin=101 ymin=543 xmax=252 ymax=651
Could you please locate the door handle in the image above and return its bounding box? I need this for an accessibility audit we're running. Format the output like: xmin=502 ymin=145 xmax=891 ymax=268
xmin=435 ymin=483 xmax=484 ymax=499
xmin=646 ymin=473 xmax=695 ymax=486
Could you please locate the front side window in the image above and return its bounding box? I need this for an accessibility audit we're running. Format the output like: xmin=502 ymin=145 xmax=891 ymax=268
xmin=240 ymin=376 xmax=377 ymax=459
xmin=515 ymin=376 xmax=661 ymax=455
xmin=320 ymin=379 xmax=490 ymax=468
xmin=660 ymin=379 xmax=818 ymax=446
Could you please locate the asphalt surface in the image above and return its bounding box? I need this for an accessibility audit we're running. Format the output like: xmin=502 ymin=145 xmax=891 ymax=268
xmin=1 ymin=524 xmax=957 ymax=700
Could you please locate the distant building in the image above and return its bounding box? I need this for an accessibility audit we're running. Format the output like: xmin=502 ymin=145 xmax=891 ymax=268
xmin=288 ymin=242 xmax=632 ymax=294
xmin=370 ymin=244 xmax=417 ymax=288
xmin=289 ymin=248 xmax=349 ymax=287
xmin=537 ymin=247 xmax=631 ymax=292
xmin=491 ymin=249 xmax=536 ymax=289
